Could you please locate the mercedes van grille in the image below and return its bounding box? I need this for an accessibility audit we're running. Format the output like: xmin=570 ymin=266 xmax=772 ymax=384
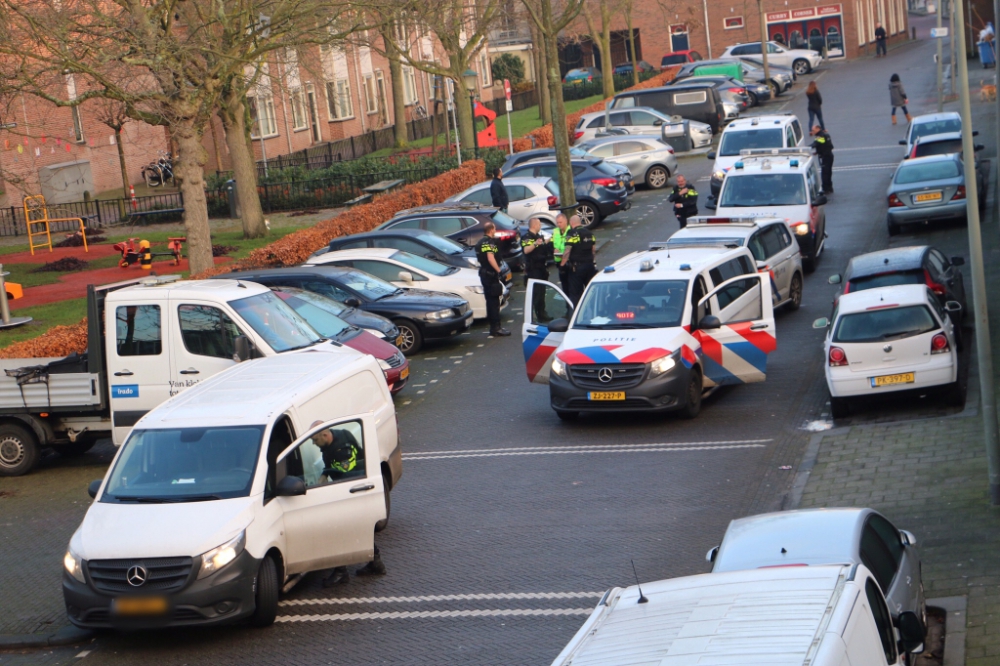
xmin=87 ymin=556 xmax=194 ymax=594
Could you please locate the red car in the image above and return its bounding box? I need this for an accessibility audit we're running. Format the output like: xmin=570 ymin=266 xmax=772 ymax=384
xmin=273 ymin=288 xmax=410 ymax=394
xmin=661 ymin=50 xmax=703 ymax=69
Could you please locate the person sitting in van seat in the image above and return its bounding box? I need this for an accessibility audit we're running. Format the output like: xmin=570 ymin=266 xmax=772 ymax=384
xmin=310 ymin=425 xmax=362 ymax=481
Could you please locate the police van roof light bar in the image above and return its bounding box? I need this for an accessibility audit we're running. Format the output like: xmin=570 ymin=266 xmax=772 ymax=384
xmin=687 ymin=216 xmax=759 ymax=226
xmin=739 ymin=147 xmax=812 ymax=158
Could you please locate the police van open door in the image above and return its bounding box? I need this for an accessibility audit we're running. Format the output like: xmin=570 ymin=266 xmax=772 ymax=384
xmin=692 ymin=273 xmax=776 ymax=386
xmin=521 ymin=279 xmax=574 ymax=383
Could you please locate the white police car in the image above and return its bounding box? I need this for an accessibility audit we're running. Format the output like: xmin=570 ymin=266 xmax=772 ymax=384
xmin=707 ymin=115 xmax=805 ymax=198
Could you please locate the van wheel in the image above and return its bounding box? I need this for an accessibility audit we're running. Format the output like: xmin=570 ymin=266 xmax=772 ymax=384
xmin=249 ymin=556 xmax=279 ymax=628
xmin=393 ymin=319 xmax=423 ymax=354
xmin=793 ymin=59 xmax=811 ymax=75
xmin=830 ymin=396 xmax=850 ymax=420
xmin=945 ymin=380 xmax=967 ymax=407
xmin=679 ymin=368 xmax=703 ymax=419
xmin=375 ymin=470 xmax=391 ymax=532
xmin=786 ymin=273 xmax=803 ymax=311
xmin=645 ymin=166 xmax=669 ymax=189
xmin=0 ymin=423 xmax=39 ymax=477
xmin=576 ymin=202 xmax=599 ymax=227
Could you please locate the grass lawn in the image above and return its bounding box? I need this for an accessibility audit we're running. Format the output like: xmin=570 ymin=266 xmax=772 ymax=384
xmin=0 ymin=297 xmax=87 ymax=347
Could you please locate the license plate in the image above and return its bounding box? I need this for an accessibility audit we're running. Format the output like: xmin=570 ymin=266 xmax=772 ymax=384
xmin=871 ymin=372 xmax=915 ymax=387
xmin=914 ymin=192 xmax=942 ymax=203
xmin=400 ymin=366 xmax=409 ymax=380
xmin=112 ymin=596 xmax=168 ymax=616
xmin=618 ymin=181 xmax=624 ymax=188
xmin=504 ymin=272 xmax=512 ymax=282
xmin=588 ymin=391 xmax=625 ymax=401
xmin=395 ymin=335 xmax=404 ymax=347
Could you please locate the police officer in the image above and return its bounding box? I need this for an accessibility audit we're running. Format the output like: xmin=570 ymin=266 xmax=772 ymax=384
xmin=668 ymin=175 xmax=698 ymax=228
xmin=810 ymin=125 xmax=834 ymax=195
xmin=551 ymin=213 xmax=571 ymax=293
xmin=561 ymin=214 xmax=596 ymax=304
xmin=520 ymin=217 xmax=552 ymax=321
xmin=475 ymin=222 xmax=510 ymax=336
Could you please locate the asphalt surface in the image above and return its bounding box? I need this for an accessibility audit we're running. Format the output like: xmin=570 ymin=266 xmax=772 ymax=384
xmin=0 ymin=27 xmax=985 ymax=666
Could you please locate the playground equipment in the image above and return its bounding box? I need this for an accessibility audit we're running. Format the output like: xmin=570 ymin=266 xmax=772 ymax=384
xmin=114 ymin=237 xmax=185 ymax=269
xmin=23 ymin=195 xmax=89 ymax=256
xmin=0 ymin=264 xmax=30 ymax=329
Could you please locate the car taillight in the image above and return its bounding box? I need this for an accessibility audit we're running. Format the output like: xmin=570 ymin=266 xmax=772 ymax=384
xmin=587 ymin=75 xmax=593 ymax=81
xmin=494 ymin=230 xmax=516 ymax=241
xmin=952 ymin=186 xmax=967 ymax=201
xmin=888 ymin=193 xmax=905 ymax=208
xmin=931 ymin=333 xmax=950 ymax=354
xmin=829 ymin=346 xmax=848 ymax=367
xmin=591 ymin=177 xmax=619 ymax=187
xmin=573 ymin=131 xmax=584 ymax=140
xmin=547 ymin=195 xmax=559 ymax=206
xmin=924 ymin=269 xmax=946 ymax=295
xmin=728 ymin=87 xmax=745 ymax=93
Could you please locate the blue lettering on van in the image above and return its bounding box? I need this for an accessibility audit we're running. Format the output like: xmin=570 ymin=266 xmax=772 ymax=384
xmin=112 ymin=385 xmax=139 ymax=398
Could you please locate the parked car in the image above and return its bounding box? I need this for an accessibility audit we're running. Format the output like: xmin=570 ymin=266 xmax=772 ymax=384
xmin=273 ymin=280 xmax=401 ymax=343
xmin=886 ymin=153 xmax=983 ymax=236
xmin=503 ymin=157 xmax=630 ymax=226
xmin=669 ymin=74 xmax=752 ymax=111
xmin=317 ymin=228 xmax=486 ymax=273
xmin=707 ymin=114 xmax=805 ymax=197
xmin=828 ymin=245 xmax=967 ymax=319
xmin=738 ymin=56 xmax=797 ymax=87
xmin=219 ymin=266 xmax=474 ymax=354
xmin=674 ymin=58 xmax=792 ymax=96
xmin=573 ymin=106 xmax=713 ymax=147
xmin=271 ymin=288 xmax=409 ymax=393
xmin=707 ymin=508 xmax=926 ymax=631
xmin=574 ymin=136 xmax=677 ymax=189
xmin=306 ymin=248 xmax=508 ymax=320
xmin=500 ymin=146 xmax=596 ymax=173
xmin=613 ymin=60 xmax=655 ymax=77
xmin=900 ymin=111 xmax=964 ymax=154
xmin=377 ymin=203 xmax=527 ymax=269
xmin=660 ymin=50 xmax=703 ymax=68
xmin=446 ymin=176 xmax=561 ymax=223
xmin=612 ymin=81 xmax=726 ymax=134
xmin=719 ymin=41 xmax=822 ymax=75
xmin=563 ymin=67 xmax=600 ymax=84
xmin=813 ymin=284 xmax=965 ymax=417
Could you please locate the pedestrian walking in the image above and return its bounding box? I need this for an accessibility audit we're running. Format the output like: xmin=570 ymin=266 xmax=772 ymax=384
xmin=561 ymin=215 xmax=596 ymax=304
xmin=889 ymin=73 xmax=910 ymax=125
xmin=875 ymin=23 xmax=887 ymax=57
xmin=810 ymin=125 xmax=835 ymax=194
xmin=551 ymin=213 xmax=571 ymax=294
xmin=520 ymin=217 xmax=553 ymax=321
xmin=490 ymin=167 xmax=509 ymax=212
xmin=668 ymin=175 xmax=698 ymax=229
xmin=474 ymin=222 xmax=510 ymax=336
xmin=806 ymin=81 xmax=825 ymax=131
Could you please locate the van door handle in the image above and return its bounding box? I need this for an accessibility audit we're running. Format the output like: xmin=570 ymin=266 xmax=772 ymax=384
xmin=179 ymin=368 xmax=200 ymax=375
xmin=113 ymin=370 xmax=134 ymax=377
xmin=350 ymin=484 xmax=375 ymax=493
xmin=750 ymin=323 xmax=770 ymax=330
xmin=527 ymin=327 xmax=538 ymax=334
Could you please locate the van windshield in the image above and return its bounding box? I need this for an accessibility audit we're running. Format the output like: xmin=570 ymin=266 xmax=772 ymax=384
xmin=229 ymin=290 xmax=325 ymax=352
xmin=574 ymin=280 xmax=688 ymax=329
xmin=719 ymin=128 xmax=785 ymax=156
xmin=719 ymin=173 xmax=807 ymax=206
xmin=101 ymin=426 xmax=265 ymax=502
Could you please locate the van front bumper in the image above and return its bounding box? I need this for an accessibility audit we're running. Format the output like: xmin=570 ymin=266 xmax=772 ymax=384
xmin=64 ymin=550 xmax=260 ymax=629
xmin=549 ymin=364 xmax=690 ymax=413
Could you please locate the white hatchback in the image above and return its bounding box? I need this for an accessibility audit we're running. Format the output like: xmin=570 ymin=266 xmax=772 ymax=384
xmin=307 ymin=247 xmax=506 ymax=320
xmin=813 ymin=284 xmax=964 ymax=418
xmin=446 ymin=177 xmax=561 ymax=224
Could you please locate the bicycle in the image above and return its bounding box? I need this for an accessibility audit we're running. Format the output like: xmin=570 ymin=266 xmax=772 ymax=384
xmin=141 ymin=151 xmax=174 ymax=188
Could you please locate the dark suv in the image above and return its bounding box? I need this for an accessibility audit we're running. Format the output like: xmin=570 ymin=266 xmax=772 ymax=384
xmin=504 ymin=158 xmax=630 ymax=226
xmin=611 ymin=83 xmax=725 ymax=134
xmin=500 ymin=148 xmax=632 ymax=192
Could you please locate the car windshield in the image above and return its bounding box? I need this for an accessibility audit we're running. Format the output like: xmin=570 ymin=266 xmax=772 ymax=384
xmin=414 ymin=231 xmax=467 ymax=255
xmin=490 ymin=211 xmax=519 ymax=229
xmin=720 ymin=128 xmax=785 ymax=156
xmin=661 ymin=54 xmax=688 ymax=65
xmin=392 ymin=251 xmax=455 ymax=276
xmin=338 ymin=270 xmax=400 ymax=300
xmin=228 ymin=291 xmax=324 ymax=352
xmin=574 ymin=280 xmax=689 ymax=329
xmin=913 ymin=139 xmax=963 ymax=157
xmin=594 ymin=161 xmax=621 ymax=176
xmin=848 ymin=269 xmax=924 ymax=292
xmin=912 ymin=119 xmax=962 ymax=142
xmin=895 ymin=160 xmax=960 ymax=184
xmin=101 ymin=426 xmax=265 ymax=502
xmin=833 ymin=305 xmax=939 ymax=343
xmin=273 ymin=290 xmax=354 ymax=339
xmin=719 ymin=173 xmax=807 ymax=206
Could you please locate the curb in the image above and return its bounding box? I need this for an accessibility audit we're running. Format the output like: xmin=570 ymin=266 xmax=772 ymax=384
xmin=0 ymin=625 xmax=93 ymax=650
xmin=928 ymin=596 xmax=967 ymax=666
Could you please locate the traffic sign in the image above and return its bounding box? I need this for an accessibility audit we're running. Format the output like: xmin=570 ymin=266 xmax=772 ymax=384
xmin=505 ymin=100 xmax=513 ymax=112
xmin=504 ymin=79 xmax=512 ymax=100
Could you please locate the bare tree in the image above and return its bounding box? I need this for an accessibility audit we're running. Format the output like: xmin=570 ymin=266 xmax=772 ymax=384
xmin=623 ymin=0 xmax=640 ymax=85
xmin=581 ymin=0 xmax=617 ymax=99
xmin=90 ymin=97 xmax=133 ymax=211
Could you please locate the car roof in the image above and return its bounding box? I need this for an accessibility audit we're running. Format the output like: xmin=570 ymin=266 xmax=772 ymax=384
xmin=509 ymin=157 xmax=601 ymax=167
xmin=106 ymin=277 xmax=273 ymax=303
xmin=896 ymin=153 xmax=958 ymax=167
xmin=713 ymin=508 xmax=870 ymax=572
xmin=722 ymin=115 xmax=798 ymax=131
xmin=577 ymin=135 xmax=664 ymax=147
xmin=669 ymin=216 xmax=786 ymax=243
xmin=393 ymin=202 xmax=497 ymax=217
xmin=222 ymin=265 xmax=358 ymax=280
xmin=332 ymin=228 xmax=438 ymax=242
xmin=312 ymin=247 xmax=406 ymax=263
xmin=912 ymin=111 xmax=961 ymax=124
xmin=836 ymin=284 xmax=933 ymax=313
xmin=845 ymin=246 xmax=928 ymax=278
xmin=580 ymin=106 xmax=664 ymax=119
xmin=601 ymin=245 xmax=750 ymax=280
xmin=914 ymin=131 xmax=963 ymax=143
xmin=729 ymin=152 xmax=813 ymax=172
xmin=466 ymin=176 xmax=550 ymax=188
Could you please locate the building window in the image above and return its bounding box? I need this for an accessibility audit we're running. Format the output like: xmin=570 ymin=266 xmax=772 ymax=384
xmin=326 ymin=79 xmax=354 ymax=120
xmin=290 ymin=87 xmax=308 ymax=130
xmin=724 ymin=16 xmax=745 ymax=29
xmin=248 ymin=94 xmax=278 ymax=137
xmin=71 ymin=106 xmax=85 ymax=143
xmin=479 ymin=52 xmax=492 ymax=87
xmin=402 ymin=65 xmax=418 ymax=105
xmin=364 ymin=74 xmax=378 ymax=114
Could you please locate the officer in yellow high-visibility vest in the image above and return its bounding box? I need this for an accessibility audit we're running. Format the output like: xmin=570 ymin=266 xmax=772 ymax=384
xmin=551 ymin=213 xmax=570 ymax=294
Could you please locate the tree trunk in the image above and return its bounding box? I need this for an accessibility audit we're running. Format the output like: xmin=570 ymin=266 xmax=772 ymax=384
xmin=599 ymin=11 xmax=615 ymax=99
xmin=171 ymin=121 xmax=214 ymax=275
xmin=219 ymin=91 xmax=267 ymax=239
xmin=114 ymin=125 xmax=129 ymax=196
xmin=543 ymin=27 xmax=576 ymax=209
xmin=532 ymin=23 xmax=551 ymax=123
xmin=209 ymin=116 xmax=225 ymax=173
xmin=626 ymin=9 xmax=640 ymax=86
xmin=453 ymin=77 xmax=476 ymax=158
xmin=384 ymin=24 xmax=409 ymax=149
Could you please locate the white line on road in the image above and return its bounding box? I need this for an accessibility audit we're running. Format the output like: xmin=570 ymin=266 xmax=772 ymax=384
xmin=832 ymin=163 xmax=897 ymax=171
xmin=403 ymin=440 xmax=770 ymax=460
xmin=836 ymin=145 xmax=905 ymax=152
xmin=280 ymin=591 xmax=603 ymax=607
xmin=277 ymin=608 xmax=593 ymax=622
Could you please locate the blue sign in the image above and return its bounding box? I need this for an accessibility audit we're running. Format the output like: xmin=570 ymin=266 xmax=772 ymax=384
xmin=112 ymin=384 xmax=139 ymax=398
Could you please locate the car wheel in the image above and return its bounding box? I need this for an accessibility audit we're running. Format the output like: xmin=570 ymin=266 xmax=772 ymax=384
xmin=0 ymin=423 xmax=39 ymax=477
xmin=555 ymin=410 xmax=579 ymax=421
xmin=787 ymin=273 xmax=803 ymax=311
xmin=576 ymin=202 xmax=599 ymax=227
xmin=393 ymin=319 xmax=423 ymax=354
xmin=747 ymin=91 xmax=758 ymax=106
xmin=375 ymin=470 xmax=391 ymax=532
xmin=645 ymin=166 xmax=669 ymax=189
xmin=249 ymin=556 xmax=279 ymax=628
xmin=679 ymin=368 xmax=703 ymax=419
xmin=793 ymin=59 xmax=811 ymax=75
xmin=945 ymin=379 xmax=967 ymax=407
xmin=830 ymin=396 xmax=850 ymax=420
xmin=772 ymin=80 xmax=785 ymax=96
xmin=802 ymin=253 xmax=816 ymax=273
xmin=54 ymin=438 xmax=98 ymax=458
xmin=887 ymin=218 xmax=900 ymax=237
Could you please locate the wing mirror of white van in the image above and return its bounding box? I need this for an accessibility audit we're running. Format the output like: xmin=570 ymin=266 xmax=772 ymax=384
xmin=233 ymin=335 xmax=252 ymax=362
xmin=547 ymin=318 xmax=570 ymax=333
xmin=707 ymin=151 xmax=716 ymax=159
xmin=828 ymin=274 xmax=842 ymax=285
xmin=899 ymin=140 xmax=907 ymax=145
xmin=945 ymin=301 xmax=962 ymax=314
xmin=699 ymin=315 xmax=722 ymax=330
xmin=705 ymin=198 xmax=718 ymax=211
xmin=896 ymin=611 xmax=925 ymax=654
xmin=705 ymin=546 xmax=719 ymax=563
xmin=276 ymin=476 xmax=306 ymax=497
xmin=813 ymin=194 xmax=828 ymax=206
xmin=88 ymin=479 xmax=102 ymax=499
xmin=812 ymin=317 xmax=830 ymax=329
xmin=398 ymin=270 xmax=414 ymax=284
xmin=900 ymin=529 xmax=917 ymax=546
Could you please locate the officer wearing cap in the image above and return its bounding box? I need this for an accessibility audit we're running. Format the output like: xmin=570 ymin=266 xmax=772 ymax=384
xmin=520 ymin=217 xmax=553 ymax=321
xmin=475 ymin=222 xmax=510 ymax=336
xmin=561 ymin=214 xmax=596 ymax=304
xmin=810 ymin=125 xmax=834 ymax=194
xmin=668 ymin=175 xmax=698 ymax=229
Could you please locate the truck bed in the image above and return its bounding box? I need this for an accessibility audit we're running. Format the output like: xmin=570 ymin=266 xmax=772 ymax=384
xmin=0 ymin=357 xmax=102 ymax=411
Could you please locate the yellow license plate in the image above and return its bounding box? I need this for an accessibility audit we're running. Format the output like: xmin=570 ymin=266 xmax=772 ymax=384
xmin=618 ymin=181 xmax=624 ymax=188
xmin=871 ymin=372 xmax=915 ymax=387
xmin=505 ymin=272 xmax=512 ymax=282
xmin=400 ymin=366 xmax=409 ymax=380
xmin=589 ymin=391 xmax=626 ymax=401
xmin=914 ymin=192 xmax=942 ymax=203
xmin=112 ymin=596 xmax=168 ymax=616
xmin=396 ymin=335 xmax=404 ymax=347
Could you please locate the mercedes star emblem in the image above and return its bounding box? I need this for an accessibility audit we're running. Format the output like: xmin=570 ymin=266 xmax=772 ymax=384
xmin=126 ymin=565 xmax=148 ymax=587
xmin=598 ymin=367 xmax=614 ymax=383
xmin=883 ymin=344 xmax=893 ymax=353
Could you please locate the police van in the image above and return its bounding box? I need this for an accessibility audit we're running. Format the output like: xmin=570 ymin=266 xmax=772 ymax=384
xmin=712 ymin=148 xmax=828 ymax=271
xmin=706 ymin=114 xmax=805 ymax=198
xmin=521 ymin=245 xmax=776 ymax=420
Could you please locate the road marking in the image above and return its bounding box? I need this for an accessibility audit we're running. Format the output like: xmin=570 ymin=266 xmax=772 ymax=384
xmin=280 ymin=591 xmax=603 ymax=606
xmin=277 ymin=608 xmax=593 ymax=622
xmin=836 ymin=145 xmax=905 ymax=152
xmin=403 ymin=439 xmax=770 ymax=460
xmin=833 ymin=163 xmax=897 ymax=171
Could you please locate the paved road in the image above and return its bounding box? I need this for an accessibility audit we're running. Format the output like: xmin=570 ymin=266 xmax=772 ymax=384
xmin=0 ymin=29 xmax=978 ymax=666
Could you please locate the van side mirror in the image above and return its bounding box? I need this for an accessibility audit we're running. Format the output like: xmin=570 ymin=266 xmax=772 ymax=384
xmin=699 ymin=315 xmax=722 ymax=330
xmin=973 ymin=130 xmax=979 ymax=136
xmin=900 ymin=529 xmax=917 ymax=547
xmin=547 ymin=318 xmax=569 ymax=333
xmin=828 ymin=274 xmax=842 ymax=285
xmin=812 ymin=317 xmax=830 ymax=329
xmin=397 ymin=270 xmax=414 ymax=284
xmin=975 ymin=144 xmax=985 ymax=151
xmin=233 ymin=335 xmax=252 ymax=362
xmin=276 ymin=475 xmax=306 ymax=497
xmin=945 ymin=301 xmax=962 ymax=313
xmin=951 ymin=256 xmax=965 ymax=266
xmin=345 ymin=297 xmax=362 ymax=307
xmin=707 ymin=151 xmax=716 ymax=159
xmin=813 ymin=194 xmax=828 ymax=206
xmin=88 ymin=479 xmax=102 ymax=499
xmin=899 ymin=140 xmax=907 ymax=145
xmin=653 ymin=119 xmax=663 ymax=126
xmin=705 ymin=198 xmax=718 ymax=211
xmin=896 ymin=611 xmax=925 ymax=654
xmin=705 ymin=546 xmax=719 ymax=563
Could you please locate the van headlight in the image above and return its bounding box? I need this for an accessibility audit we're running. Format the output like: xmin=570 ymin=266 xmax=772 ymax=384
xmin=468 ymin=285 xmax=485 ymax=294
xmin=712 ymin=170 xmax=726 ymax=181
xmin=551 ymin=356 xmax=568 ymax=379
xmin=425 ymin=308 xmax=455 ymax=321
xmin=63 ymin=548 xmax=85 ymax=583
xmin=649 ymin=353 xmax=677 ymax=377
xmin=793 ymin=223 xmax=810 ymax=236
xmin=198 ymin=531 xmax=246 ymax=579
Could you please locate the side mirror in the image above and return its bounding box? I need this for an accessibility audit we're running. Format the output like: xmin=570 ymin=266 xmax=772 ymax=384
xmin=813 ymin=194 xmax=828 ymax=206
xmin=233 ymin=335 xmax=252 ymax=362
xmin=705 ymin=199 xmax=718 ymax=211
xmin=900 ymin=529 xmax=917 ymax=547
xmin=88 ymin=479 xmax=103 ymax=499
xmin=276 ymin=475 xmax=306 ymax=497
xmin=707 ymin=151 xmax=716 ymax=159
xmin=699 ymin=315 xmax=722 ymax=330
xmin=945 ymin=300 xmax=962 ymax=313
xmin=812 ymin=317 xmax=830 ymax=329
xmin=896 ymin=610 xmax=925 ymax=654
xmin=547 ymin=318 xmax=569 ymax=333
xmin=975 ymin=144 xmax=985 ymax=151
xmin=973 ymin=129 xmax=980 ymax=136
xmin=397 ymin=270 xmax=414 ymax=283
xmin=899 ymin=140 xmax=907 ymax=145
xmin=756 ymin=260 xmax=768 ymax=271
xmin=951 ymin=256 xmax=965 ymax=266
xmin=345 ymin=297 xmax=362 ymax=307
xmin=828 ymin=274 xmax=842 ymax=285
xmin=653 ymin=119 xmax=663 ymax=126
xmin=705 ymin=546 xmax=719 ymax=563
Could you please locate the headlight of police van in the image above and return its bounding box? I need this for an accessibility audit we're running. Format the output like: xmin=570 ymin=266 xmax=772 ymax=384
xmin=551 ymin=356 xmax=568 ymax=379
xmin=793 ymin=223 xmax=810 ymax=236
xmin=649 ymin=353 xmax=678 ymax=378
xmin=712 ymin=170 xmax=726 ymax=182
xmin=425 ymin=308 xmax=454 ymax=321
xmin=468 ymin=285 xmax=485 ymax=294
xmin=198 ymin=531 xmax=246 ymax=579
xmin=63 ymin=548 xmax=85 ymax=583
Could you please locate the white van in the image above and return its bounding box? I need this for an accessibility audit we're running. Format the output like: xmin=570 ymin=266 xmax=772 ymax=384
xmin=62 ymin=351 xmax=397 ymax=629
xmin=551 ymin=564 xmax=925 ymax=666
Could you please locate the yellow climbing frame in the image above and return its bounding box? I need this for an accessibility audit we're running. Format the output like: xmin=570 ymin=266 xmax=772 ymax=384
xmin=23 ymin=195 xmax=88 ymax=255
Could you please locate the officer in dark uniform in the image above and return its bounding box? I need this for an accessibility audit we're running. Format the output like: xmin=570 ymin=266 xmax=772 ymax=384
xmin=810 ymin=125 xmax=834 ymax=194
xmin=520 ymin=217 xmax=553 ymax=322
xmin=668 ymin=175 xmax=699 ymax=228
xmin=475 ymin=222 xmax=510 ymax=336
xmin=561 ymin=214 xmax=596 ymax=304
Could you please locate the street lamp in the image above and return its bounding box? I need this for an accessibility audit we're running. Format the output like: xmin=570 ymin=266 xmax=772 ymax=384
xmin=462 ymin=68 xmax=480 ymax=159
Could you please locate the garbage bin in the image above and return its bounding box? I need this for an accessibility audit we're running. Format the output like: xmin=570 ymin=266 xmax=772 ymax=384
xmin=225 ymin=179 xmax=240 ymax=219
xmin=661 ymin=118 xmax=693 ymax=153
xmin=978 ymin=41 xmax=996 ymax=68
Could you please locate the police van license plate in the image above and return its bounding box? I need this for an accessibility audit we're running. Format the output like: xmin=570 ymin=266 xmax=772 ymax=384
xmin=588 ymin=391 xmax=625 ymax=401
xmin=871 ymin=372 xmax=915 ymax=387
xmin=112 ymin=596 xmax=168 ymax=616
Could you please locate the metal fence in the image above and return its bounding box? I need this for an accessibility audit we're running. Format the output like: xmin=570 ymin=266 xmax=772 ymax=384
xmin=0 ymin=192 xmax=185 ymax=237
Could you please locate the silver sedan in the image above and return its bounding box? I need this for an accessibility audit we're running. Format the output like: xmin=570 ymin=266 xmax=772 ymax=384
xmin=886 ymin=153 xmax=980 ymax=236
xmin=574 ymin=136 xmax=679 ymax=189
